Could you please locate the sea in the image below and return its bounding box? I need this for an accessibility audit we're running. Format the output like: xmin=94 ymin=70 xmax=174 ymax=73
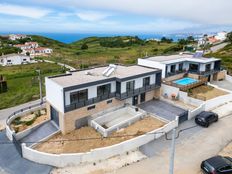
xmin=1 ymin=32 xmax=204 ymax=44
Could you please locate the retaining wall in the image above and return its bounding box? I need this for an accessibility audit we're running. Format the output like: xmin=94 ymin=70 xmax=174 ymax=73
xmin=22 ymin=117 xmax=178 ymax=167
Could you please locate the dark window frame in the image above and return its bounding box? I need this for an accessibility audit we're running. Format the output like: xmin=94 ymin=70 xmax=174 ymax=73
xmin=143 ymin=77 xmax=150 ymax=87
xmin=126 ymin=80 xmax=135 ymax=92
xmin=70 ymin=89 xmax=88 ymax=104
xmin=97 ymin=83 xmax=111 ymax=97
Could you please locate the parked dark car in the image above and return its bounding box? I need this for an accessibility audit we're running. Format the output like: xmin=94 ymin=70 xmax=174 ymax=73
xmin=195 ymin=111 xmax=218 ymax=127
xmin=201 ymin=155 xmax=232 ymax=174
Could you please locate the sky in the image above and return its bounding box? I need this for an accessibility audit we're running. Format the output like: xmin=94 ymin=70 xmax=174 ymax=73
xmin=0 ymin=0 xmax=232 ymax=34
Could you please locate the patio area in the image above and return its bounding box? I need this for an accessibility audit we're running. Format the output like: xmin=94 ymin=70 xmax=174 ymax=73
xmin=139 ymin=100 xmax=188 ymax=122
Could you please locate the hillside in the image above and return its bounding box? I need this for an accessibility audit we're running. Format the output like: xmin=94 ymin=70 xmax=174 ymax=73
xmin=206 ymin=43 xmax=232 ymax=74
xmin=29 ymin=35 xmax=179 ymax=68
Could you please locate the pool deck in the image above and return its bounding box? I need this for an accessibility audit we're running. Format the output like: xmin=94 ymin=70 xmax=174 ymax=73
xmin=174 ymin=77 xmax=198 ymax=86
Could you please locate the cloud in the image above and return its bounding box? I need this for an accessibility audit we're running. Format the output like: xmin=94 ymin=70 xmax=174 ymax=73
xmin=76 ymin=11 xmax=110 ymax=22
xmin=42 ymin=0 xmax=232 ymax=25
xmin=0 ymin=3 xmax=51 ymax=18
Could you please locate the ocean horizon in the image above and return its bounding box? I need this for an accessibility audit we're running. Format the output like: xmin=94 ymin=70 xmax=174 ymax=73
xmin=0 ymin=32 xmax=204 ymax=44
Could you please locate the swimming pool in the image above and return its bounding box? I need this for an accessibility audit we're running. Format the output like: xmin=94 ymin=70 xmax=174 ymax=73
xmin=174 ymin=77 xmax=198 ymax=86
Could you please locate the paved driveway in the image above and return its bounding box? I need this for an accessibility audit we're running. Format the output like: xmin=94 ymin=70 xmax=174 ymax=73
xmin=21 ymin=121 xmax=59 ymax=146
xmin=111 ymin=103 xmax=232 ymax=174
xmin=211 ymin=80 xmax=232 ymax=91
xmin=0 ymin=130 xmax=52 ymax=174
xmin=139 ymin=100 xmax=187 ymax=121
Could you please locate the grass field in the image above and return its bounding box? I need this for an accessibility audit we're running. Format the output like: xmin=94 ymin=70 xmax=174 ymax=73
xmin=31 ymin=35 xmax=179 ymax=68
xmin=206 ymin=43 xmax=232 ymax=74
xmin=0 ymin=62 xmax=66 ymax=109
xmin=0 ymin=35 xmax=179 ymax=109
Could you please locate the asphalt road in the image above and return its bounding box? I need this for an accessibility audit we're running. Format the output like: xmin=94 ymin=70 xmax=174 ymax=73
xmin=210 ymin=42 xmax=229 ymax=53
xmin=112 ymin=103 xmax=232 ymax=174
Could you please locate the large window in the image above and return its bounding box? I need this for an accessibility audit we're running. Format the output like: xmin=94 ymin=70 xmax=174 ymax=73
xmin=70 ymin=89 xmax=88 ymax=104
xmin=189 ymin=63 xmax=199 ymax=72
xmin=170 ymin=65 xmax=176 ymax=73
xmin=143 ymin=77 xmax=150 ymax=87
xmin=126 ymin=81 xmax=135 ymax=92
xmin=97 ymin=83 xmax=111 ymax=97
xmin=205 ymin=64 xmax=211 ymax=72
xmin=179 ymin=63 xmax=183 ymax=71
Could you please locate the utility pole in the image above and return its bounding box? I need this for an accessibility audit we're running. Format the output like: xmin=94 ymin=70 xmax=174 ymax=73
xmin=169 ymin=128 xmax=176 ymax=174
xmin=36 ymin=69 xmax=43 ymax=104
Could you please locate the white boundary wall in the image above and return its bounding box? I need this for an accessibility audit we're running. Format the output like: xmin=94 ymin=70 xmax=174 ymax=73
xmin=22 ymin=117 xmax=178 ymax=167
xmin=6 ymin=104 xmax=46 ymax=141
xmin=226 ymin=74 xmax=232 ymax=83
xmin=178 ymin=91 xmax=204 ymax=107
xmin=188 ymin=103 xmax=205 ymax=120
xmin=205 ymin=93 xmax=232 ymax=111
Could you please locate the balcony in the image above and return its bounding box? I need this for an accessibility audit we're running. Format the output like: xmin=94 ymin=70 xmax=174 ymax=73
xmin=65 ymin=84 xmax=160 ymax=112
xmin=189 ymin=69 xmax=220 ymax=76
xmin=65 ymin=93 xmax=115 ymax=112
xmin=115 ymin=84 xmax=159 ymax=100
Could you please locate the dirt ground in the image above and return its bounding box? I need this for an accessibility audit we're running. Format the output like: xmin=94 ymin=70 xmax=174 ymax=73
xmin=219 ymin=141 xmax=232 ymax=157
xmin=189 ymin=85 xmax=228 ymax=101
xmin=36 ymin=116 xmax=165 ymax=154
xmin=10 ymin=113 xmax=49 ymax=132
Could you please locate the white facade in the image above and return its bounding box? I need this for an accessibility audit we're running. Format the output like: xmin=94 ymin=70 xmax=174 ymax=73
xmin=45 ymin=78 xmax=65 ymax=113
xmin=9 ymin=34 xmax=27 ymax=41
xmin=0 ymin=54 xmax=31 ymax=66
xmin=138 ymin=55 xmax=220 ymax=78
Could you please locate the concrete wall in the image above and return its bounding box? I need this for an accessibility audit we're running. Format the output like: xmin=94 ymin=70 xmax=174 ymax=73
xmin=178 ymin=91 xmax=204 ymax=107
xmin=205 ymin=93 xmax=232 ymax=111
xmin=138 ymin=58 xmax=166 ymax=78
xmin=161 ymin=84 xmax=180 ymax=99
xmin=163 ymin=73 xmax=185 ymax=82
xmin=22 ymin=117 xmax=178 ymax=167
xmin=45 ymin=78 xmax=64 ymax=113
xmin=60 ymin=98 xmax=124 ymax=134
xmin=188 ymin=103 xmax=205 ymax=120
xmin=225 ymin=74 xmax=232 ymax=83
xmin=213 ymin=71 xmax=226 ymax=81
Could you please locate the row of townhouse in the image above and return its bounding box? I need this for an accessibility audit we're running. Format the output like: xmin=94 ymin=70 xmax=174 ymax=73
xmin=8 ymin=34 xmax=28 ymax=41
xmin=45 ymin=53 xmax=225 ymax=134
xmin=14 ymin=42 xmax=53 ymax=57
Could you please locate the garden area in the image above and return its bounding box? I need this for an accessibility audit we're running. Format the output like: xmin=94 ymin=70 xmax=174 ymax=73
xmin=10 ymin=108 xmax=49 ymax=133
xmin=35 ymin=116 xmax=165 ymax=154
xmin=188 ymin=85 xmax=228 ymax=101
xmin=0 ymin=62 xmax=67 ymax=109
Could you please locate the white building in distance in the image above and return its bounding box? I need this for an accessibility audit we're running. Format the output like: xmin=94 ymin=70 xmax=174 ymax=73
xmin=0 ymin=54 xmax=31 ymax=66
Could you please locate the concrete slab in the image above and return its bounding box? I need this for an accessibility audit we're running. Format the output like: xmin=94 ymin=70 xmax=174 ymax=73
xmin=211 ymin=80 xmax=232 ymax=91
xmin=139 ymin=100 xmax=187 ymax=121
xmin=20 ymin=121 xmax=58 ymax=146
xmin=0 ymin=130 xmax=52 ymax=174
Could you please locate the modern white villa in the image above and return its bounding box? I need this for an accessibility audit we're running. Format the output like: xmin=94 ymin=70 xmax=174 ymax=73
xmin=45 ymin=64 xmax=162 ymax=134
xmin=138 ymin=53 xmax=225 ymax=81
xmin=0 ymin=54 xmax=31 ymax=66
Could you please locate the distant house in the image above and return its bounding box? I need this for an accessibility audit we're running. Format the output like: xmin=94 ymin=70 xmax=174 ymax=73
xmin=14 ymin=44 xmax=31 ymax=50
xmin=0 ymin=54 xmax=31 ymax=66
xmin=34 ymin=47 xmax=53 ymax=56
xmin=25 ymin=42 xmax=39 ymax=48
xmin=22 ymin=48 xmax=35 ymax=56
xmin=9 ymin=34 xmax=27 ymax=41
xmin=215 ymin=31 xmax=227 ymax=41
xmin=138 ymin=53 xmax=224 ymax=81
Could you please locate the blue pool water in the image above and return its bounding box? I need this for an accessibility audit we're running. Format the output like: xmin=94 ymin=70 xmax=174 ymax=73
xmin=174 ymin=77 xmax=198 ymax=86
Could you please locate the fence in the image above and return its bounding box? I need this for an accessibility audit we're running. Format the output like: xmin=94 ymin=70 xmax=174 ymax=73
xmin=188 ymin=103 xmax=206 ymax=120
xmin=205 ymin=93 xmax=232 ymax=111
xmin=6 ymin=100 xmax=46 ymax=141
xmin=22 ymin=117 xmax=178 ymax=167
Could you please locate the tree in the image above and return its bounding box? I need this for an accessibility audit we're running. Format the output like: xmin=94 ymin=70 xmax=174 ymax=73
xmin=227 ymin=32 xmax=232 ymax=43
xmin=161 ymin=37 xmax=173 ymax=43
xmin=81 ymin=43 xmax=88 ymax=50
xmin=187 ymin=36 xmax=195 ymax=43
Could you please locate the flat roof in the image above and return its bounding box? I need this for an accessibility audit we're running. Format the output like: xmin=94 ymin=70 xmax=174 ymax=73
xmin=145 ymin=54 xmax=220 ymax=64
xmin=49 ymin=65 xmax=160 ymax=88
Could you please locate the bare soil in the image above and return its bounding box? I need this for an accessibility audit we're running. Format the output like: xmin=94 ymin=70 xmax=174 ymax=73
xmin=219 ymin=141 xmax=232 ymax=157
xmin=189 ymin=85 xmax=228 ymax=101
xmin=36 ymin=116 xmax=165 ymax=154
